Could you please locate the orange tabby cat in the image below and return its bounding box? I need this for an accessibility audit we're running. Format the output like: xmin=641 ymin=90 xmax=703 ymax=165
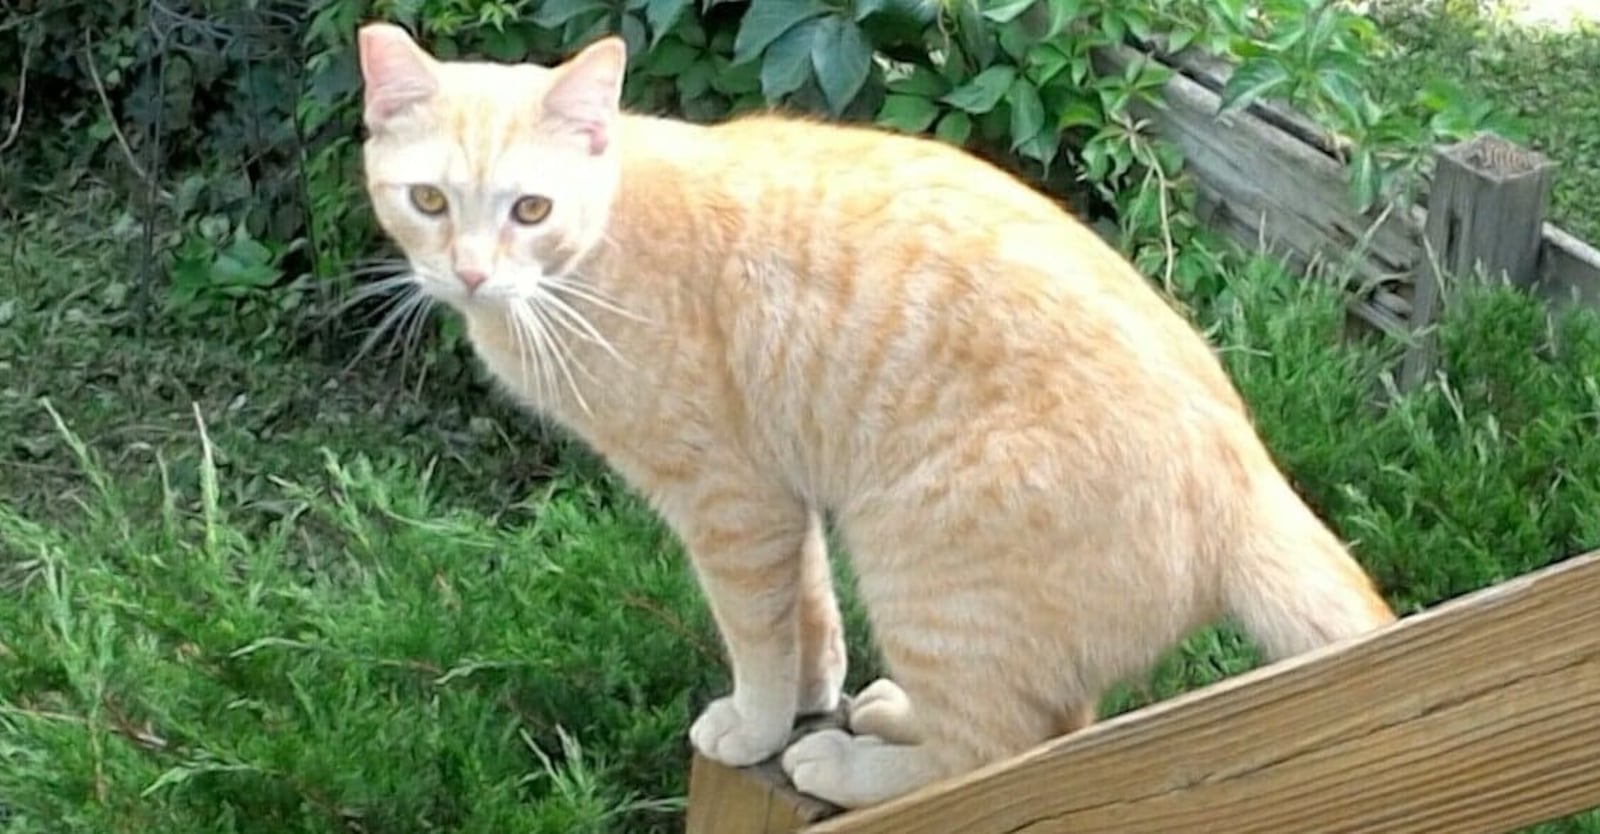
xmin=355 ymin=23 xmax=1397 ymax=809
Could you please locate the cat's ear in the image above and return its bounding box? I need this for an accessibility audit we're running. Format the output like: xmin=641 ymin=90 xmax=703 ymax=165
xmin=358 ymin=23 xmax=438 ymax=129
xmin=543 ymin=36 xmax=627 ymax=156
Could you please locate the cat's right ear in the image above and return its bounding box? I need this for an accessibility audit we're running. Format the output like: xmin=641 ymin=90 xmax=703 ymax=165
xmin=358 ymin=23 xmax=438 ymax=130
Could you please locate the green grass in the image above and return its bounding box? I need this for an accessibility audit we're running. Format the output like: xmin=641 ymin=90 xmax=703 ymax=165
xmin=1371 ymin=0 xmax=1600 ymax=243
xmin=6 ymin=192 xmax=1600 ymax=831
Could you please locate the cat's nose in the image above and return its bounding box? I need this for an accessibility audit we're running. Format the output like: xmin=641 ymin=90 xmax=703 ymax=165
xmin=456 ymin=269 xmax=488 ymax=292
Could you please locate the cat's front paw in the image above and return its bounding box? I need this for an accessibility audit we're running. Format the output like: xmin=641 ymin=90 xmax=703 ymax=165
xmin=689 ymin=696 xmax=792 ymax=767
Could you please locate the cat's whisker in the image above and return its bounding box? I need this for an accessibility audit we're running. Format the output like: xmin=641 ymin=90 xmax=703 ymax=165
xmin=505 ymin=304 xmax=544 ymax=401
xmin=537 ymin=289 xmax=631 ymax=369
xmin=397 ymin=292 xmax=437 ymax=380
xmin=343 ymin=285 xmax=425 ymax=373
xmin=508 ymin=301 xmax=556 ymax=406
xmin=545 ymin=276 xmax=650 ymax=324
xmin=526 ymin=301 xmax=593 ymax=416
xmin=321 ymin=274 xmax=420 ymax=323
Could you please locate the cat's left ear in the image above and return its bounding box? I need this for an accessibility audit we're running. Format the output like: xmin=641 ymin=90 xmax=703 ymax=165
xmin=358 ymin=23 xmax=438 ymax=130
xmin=543 ymin=36 xmax=627 ymax=156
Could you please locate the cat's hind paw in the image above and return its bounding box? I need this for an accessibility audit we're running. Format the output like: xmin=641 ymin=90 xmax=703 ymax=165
xmin=781 ymin=728 xmax=866 ymax=805
xmin=689 ymin=696 xmax=792 ymax=767
xmin=847 ymin=678 xmax=919 ymax=744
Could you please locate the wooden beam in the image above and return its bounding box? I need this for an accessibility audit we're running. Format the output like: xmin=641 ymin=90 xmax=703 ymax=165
xmin=1093 ymin=45 xmax=1422 ymax=337
xmin=802 ymin=549 xmax=1600 ymax=834
xmin=684 ymin=705 xmax=844 ymax=834
xmin=1400 ymin=134 xmax=1557 ymax=389
xmin=1097 ymin=42 xmax=1600 ymax=335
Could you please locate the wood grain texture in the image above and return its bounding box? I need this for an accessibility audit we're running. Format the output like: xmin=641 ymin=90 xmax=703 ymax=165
xmin=1401 ymin=135 xmax=1555 ymax=389
xmin=1098 ymin=43 xmax=1600 ymax=331
xmin=685 ymin=754 xmax=837 ymax=834
xmin=1537 ymin=222 xmax=1600 ymax=309
xmin=803 ymin=549 xmax=1600 ymax=834
xmin=685 ymin=706 xmax=845 ymax=834
xmin=1093 ymin=45 xmax=1422 ymax=337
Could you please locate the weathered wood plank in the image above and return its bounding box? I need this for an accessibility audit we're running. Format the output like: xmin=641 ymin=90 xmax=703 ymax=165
xmin=1100 ymin=42 xmax=1600 ymax=329
xmin=1537 ymin=222 xmax=1600 ymax=308
xmin=803 ymin=549 xmax=1600 ymax=834
xmin=684 ymin=754 xmax=836 ymax=834
xmin=684 ymin=704 xmax=846 ymax=834
xmin=1093 ymin=45 xmax=1422 ymax=337
xmin=1400 ymin=135 xmax=1556 ymax=389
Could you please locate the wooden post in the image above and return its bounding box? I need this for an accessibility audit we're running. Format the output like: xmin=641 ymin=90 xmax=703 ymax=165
xmin=684 ymin=704 xmax=846 ymax=833
xmin=1399 ymin=133 xmax=1556 ymax=390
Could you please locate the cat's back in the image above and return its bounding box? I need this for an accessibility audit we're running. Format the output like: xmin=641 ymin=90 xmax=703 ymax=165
xmin=683 ymin=113 xmax=1223 ymax=390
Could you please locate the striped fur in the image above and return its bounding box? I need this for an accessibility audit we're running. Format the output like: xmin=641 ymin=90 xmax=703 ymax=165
xmin=356 ymin=25 xmax=1396 ymax=809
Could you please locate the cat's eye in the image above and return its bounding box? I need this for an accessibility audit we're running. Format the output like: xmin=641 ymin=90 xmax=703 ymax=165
xmin=511 ymin=195 xmax=553 ymax=225
xmin=408 ymin=185 xmax=448 ymax=216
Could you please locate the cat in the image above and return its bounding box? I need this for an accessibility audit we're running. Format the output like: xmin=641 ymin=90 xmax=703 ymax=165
xmin=354 ymin=22 xmax=1398 ymax=810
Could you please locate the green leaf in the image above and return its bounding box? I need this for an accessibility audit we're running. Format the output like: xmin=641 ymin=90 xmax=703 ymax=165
xmin=676 ymin=60 xmax=716 ymax=99
xmin=811 ymin=16 xmax=874 ymax=114
xmin=888 ymin=65 xmax=948 ymax=97
xmin=1057 ymin=97 xmax=1101 ymax=130
xmin=714 ymin=55 xmax=763 ymax=95
xmin=758 ymin=17 xmax=820 ymax=100
xmin=980 ymin=0 xmax=1036 ymax=23
xmin=1007 ymin=78 xmax=1046 ymax=151
xmin=1348 ymin=147 xmax=1382 ymax=212
xmin=644 ymin=40 xmax=700 ymax=76
xmin=734 ymin=0 xmax=830 ymax=64
xmin=876 ymin=93 xmax=940 ymax=133
xmin=1017 ymin=130 xmax=1059 ymax=168
xmin=1217 ymin=58 xmax=1291 ymax=113
xmin=530 ymin=0 xmax=608 ymax=28
xmin=941 ymin=65 xmax=1017 ymax=114
xmin=620 ymin=13 xmax=649 ymax=67
xmin=1167 ymin=25 xmax=1198 ymax=53
xmin=1045 ymin=0 xmax=1082 ymax=37
xmin=855 ymin=0 xmax=938 ymax=23
xmin=646 ymin=0 xmax=691 ymax=47
xmin=935 ymin=110 xmax=972 ymax=145
xmin=1027 ymin=44 xmax=1070 ymax=85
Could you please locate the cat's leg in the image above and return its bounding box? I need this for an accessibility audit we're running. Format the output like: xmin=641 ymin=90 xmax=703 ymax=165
xmin=797 ymin=511 xmax=848 ymax=716
xmin=681 ymin=487 xmax=812 ymax=767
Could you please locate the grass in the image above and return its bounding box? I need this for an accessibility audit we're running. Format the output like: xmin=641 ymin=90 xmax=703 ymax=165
xmin=1370 ymin=0 xmax=1600 ymax=242
xmin=8 ymin=10 xmax=1600 ymax=821
xmin=6 ymin=190 xmax=1600 ymax=831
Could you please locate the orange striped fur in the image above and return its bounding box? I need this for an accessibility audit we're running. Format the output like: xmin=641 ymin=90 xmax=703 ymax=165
xmin=356 ymin=24 xmax=1397 ymax=809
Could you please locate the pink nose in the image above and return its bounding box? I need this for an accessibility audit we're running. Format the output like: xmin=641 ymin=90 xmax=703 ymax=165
xmin=456 ymin=269 xmax=488 ymax=292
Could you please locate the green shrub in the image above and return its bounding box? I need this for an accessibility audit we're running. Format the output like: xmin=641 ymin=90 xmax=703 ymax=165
xmin=0 ymin=0 xmax=1515 ymax=353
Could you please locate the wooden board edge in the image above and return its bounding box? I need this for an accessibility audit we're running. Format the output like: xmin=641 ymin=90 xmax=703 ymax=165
xmin=805 ymin=548 xmax=1600 ymax=834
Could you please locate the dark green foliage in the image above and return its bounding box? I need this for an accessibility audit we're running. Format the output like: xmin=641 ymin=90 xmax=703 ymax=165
xmin=1 ymin=0 xmax=1512 ymax=350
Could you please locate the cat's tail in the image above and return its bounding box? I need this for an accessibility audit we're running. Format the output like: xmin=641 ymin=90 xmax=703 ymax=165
xmin=1223 ymin=478 xmax=1397 ymax=662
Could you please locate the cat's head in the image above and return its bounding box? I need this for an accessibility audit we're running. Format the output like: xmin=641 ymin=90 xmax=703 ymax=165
xmin=356 ymin=23 xmax=625 ymax=308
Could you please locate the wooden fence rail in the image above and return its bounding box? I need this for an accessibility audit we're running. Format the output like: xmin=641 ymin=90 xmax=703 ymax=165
xmin=1094 ymin=43 xmax=1600 ymax=338
xmin=687 ymin=549 xmax=1600 ymax=833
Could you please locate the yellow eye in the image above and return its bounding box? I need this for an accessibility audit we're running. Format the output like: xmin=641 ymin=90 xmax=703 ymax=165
xmin=408 ymin=185 xmax=448 ymax=216
xmin=511 ymin=195 xmax=553 ymax=225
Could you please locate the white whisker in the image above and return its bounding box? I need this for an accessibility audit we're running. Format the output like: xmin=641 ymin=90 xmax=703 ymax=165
xmin=345 ymin=285 xmax=427 ymax=373
xmin=525 ymin=301 xmax=592 ymax=416
xmin=538 ymin=288 xmax=630 ymax=369
xmin=511 ymin=302 xmax=559 ymax=406
xmin=545 ymin=277 xmax=651 ymax=324
xmin=321 ymin=273 xmax=419 ymax=323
